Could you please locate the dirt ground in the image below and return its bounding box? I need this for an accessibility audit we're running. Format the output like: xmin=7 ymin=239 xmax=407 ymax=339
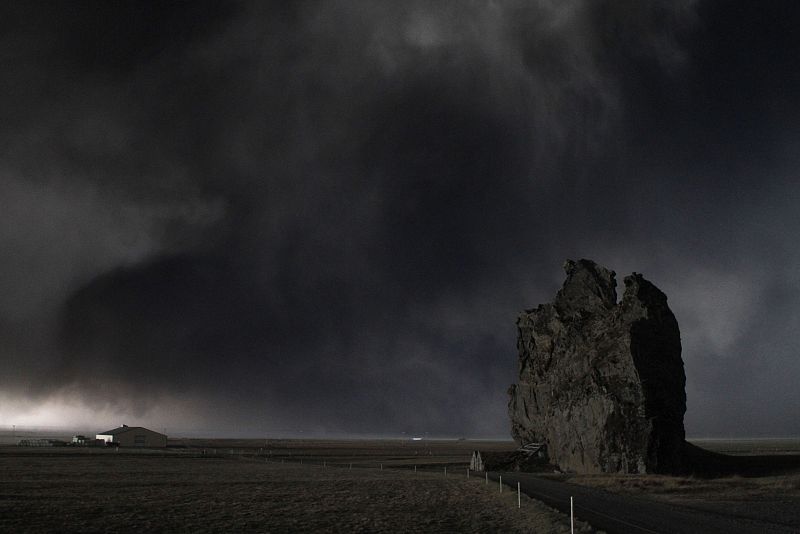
xmin=0 ymin=443 xmax=590 ymax=533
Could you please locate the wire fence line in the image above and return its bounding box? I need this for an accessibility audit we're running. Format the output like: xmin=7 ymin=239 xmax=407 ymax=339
xmin=251 ymin=452 xmax=536 ymax=512
xmin=183 ymin=447 xmax=472 ymax=474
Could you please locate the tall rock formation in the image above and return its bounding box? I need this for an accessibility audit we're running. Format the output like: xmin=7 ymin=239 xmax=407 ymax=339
xmin=508 ymin=259 xmax=686 ymax=474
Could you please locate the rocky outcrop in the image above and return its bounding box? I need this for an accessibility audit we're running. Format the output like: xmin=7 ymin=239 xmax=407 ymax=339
xmin=508 ymin=259 xmax=686 ymax=474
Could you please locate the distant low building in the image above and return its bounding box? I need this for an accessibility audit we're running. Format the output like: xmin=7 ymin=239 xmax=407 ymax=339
xmin=95 ymin=425 xmax=167 ymax=448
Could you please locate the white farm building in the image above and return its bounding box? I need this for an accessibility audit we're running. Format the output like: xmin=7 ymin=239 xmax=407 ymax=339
xmin=95 ymin=425 xmax=167 ymax=448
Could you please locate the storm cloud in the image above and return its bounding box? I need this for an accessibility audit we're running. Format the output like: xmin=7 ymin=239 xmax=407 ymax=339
xmin=2 ymin=1 xmax=799 ymax=437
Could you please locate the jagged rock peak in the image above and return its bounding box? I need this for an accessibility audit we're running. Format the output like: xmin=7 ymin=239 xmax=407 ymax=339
xmin=555 ymin=259 xmax=617 ymax=315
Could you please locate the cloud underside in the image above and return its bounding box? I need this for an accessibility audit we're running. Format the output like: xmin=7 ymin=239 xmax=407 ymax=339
xmin=2 ymin=1 xmax=800 ymax=436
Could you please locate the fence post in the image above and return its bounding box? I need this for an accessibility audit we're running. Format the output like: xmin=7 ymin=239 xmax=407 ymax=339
xmin=485 ymin=472 xmax=488 ymax=485
xmin=499 ymin=475 xmax=502 ymax=492
xmin=517 ymin=482 xmax=521 ymax=508
xmin=467 ymin=468 xmax=469 ymax=479
xmin=570 ymin=496 xmax=574 ymax=534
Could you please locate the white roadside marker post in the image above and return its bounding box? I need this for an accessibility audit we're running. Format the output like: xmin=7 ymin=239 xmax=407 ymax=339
xmin=414 ymin=465 xmax=417 ymax=474
xmin=485 ymin=472 xmax=488 ymax=485
xmin=380 ymin=463 xmax=383 ymax=471
xmin=517 ymin=482 xmax=521 ymax=508
xmin=323 ymin=461 xmax=326 ymax=469
xmin=499 ymin=475 xmax=502 ymax=493
xmin=444 ymin=466 xmax=447 ymax=478
xmin=570 ymin=496 xmax=574 ymax=534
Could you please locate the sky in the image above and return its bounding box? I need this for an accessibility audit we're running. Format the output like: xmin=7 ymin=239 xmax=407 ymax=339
xmin=1 ymin=1 xmax=799 ymax=438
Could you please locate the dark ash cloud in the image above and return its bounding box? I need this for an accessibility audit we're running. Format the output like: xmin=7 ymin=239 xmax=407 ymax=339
xmin=2 ymin=1 xmax=800 ymax=437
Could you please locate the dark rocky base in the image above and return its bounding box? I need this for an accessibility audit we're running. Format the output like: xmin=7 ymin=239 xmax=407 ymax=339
xmin=479 ymin=449 xmax=557 ymax=473
xmin=681 ymin=442 xmax=800 ymax=477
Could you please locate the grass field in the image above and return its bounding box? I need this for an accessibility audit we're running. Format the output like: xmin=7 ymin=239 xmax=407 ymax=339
xmin=0 ymin=441 xmax=591 ymax=533
xmin=566 ymin=439 xmax=800 ymax=529
xmin=9 ymin=435 xmax=797 ymax=532
xmin=688 ymin=438 xmax=800 ymax=456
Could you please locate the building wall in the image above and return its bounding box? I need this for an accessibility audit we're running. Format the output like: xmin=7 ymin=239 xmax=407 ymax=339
xmin=96 ymin=428 xmax=167 ymax=448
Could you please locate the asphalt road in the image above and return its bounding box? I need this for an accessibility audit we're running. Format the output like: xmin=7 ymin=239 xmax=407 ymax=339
xmin=487 ymin=471 xmax=798 ymax=534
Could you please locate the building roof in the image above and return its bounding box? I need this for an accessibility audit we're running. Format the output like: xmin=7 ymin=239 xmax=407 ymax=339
xmin=97 ymin=425 xmax=163 ymax=436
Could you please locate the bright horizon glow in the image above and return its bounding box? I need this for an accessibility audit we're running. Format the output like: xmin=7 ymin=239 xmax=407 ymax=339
xmin=0 ymin=393 xmax=203 ymax=434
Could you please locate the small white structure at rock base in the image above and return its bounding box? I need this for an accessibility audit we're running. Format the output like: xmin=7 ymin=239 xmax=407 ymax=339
xmin=471 ymin=443 xmax=547 ymax=472
xmin=95 ymin=425 xmax=167 ymax=448
xmin=470 ymin=450 xmax=485 ymax=471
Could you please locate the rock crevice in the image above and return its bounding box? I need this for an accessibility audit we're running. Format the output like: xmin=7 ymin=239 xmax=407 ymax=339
xmin=508 ymin=259 xmax=686 ymax=474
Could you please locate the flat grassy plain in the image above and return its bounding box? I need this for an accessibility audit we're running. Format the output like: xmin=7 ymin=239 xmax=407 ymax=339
xmin=566 ymin=438 xmax=800 ymax=530
xmin=0 ymin=440 xmax=590 ymax=533
xmin=690 ymin=438 xmax=800 ymax=456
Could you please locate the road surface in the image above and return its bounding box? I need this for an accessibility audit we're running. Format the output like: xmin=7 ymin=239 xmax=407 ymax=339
xmin=488 ymin=471 xmax=797 ymax=534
